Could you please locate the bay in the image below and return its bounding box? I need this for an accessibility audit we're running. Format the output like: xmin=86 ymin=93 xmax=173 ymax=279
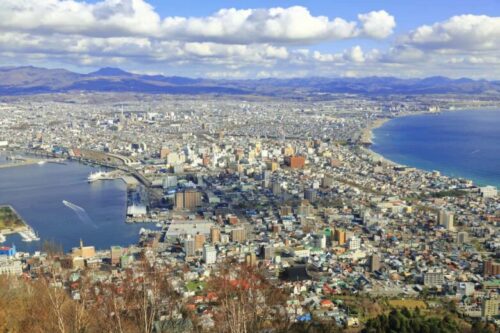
xmin=372 ymin=109 xmax=500 ymax=187
xmin=0 ymin=159 xmax=146 ymax=252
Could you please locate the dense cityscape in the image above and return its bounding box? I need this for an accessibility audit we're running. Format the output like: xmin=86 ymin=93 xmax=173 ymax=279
xmin=1 ymin=0 xmax=499 ymax=332
xmin=0 ymin=91 xmax=498 ymax=332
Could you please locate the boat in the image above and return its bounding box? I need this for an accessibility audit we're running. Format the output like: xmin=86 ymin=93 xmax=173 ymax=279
xmin=62 ymin=200 xmax=84 ymax=211
xmin=37 ymin=160 xmax=46 ymax=165
xmin=0 ymin=234 xmax=5 ymax=243
xmin=87 ymin=171 xmax=106 ymax=182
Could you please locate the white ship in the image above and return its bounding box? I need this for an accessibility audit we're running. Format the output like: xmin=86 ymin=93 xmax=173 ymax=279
xmin=62 ymin=200 xmax=84 ymax=211
xmin=87 ymin=171 xmax=106 ymax=182
xmin=0 ymin=234 xmax=6 ymax=243
xmin=37 ymin=160 xmax=46 ymax=165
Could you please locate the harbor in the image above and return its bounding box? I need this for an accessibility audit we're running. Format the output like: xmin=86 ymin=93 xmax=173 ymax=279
xmin=0 ymin=205 xmax=39 ymax=244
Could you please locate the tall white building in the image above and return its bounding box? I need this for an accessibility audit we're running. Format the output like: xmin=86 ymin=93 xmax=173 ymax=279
xmin=203 ymin=244 xmax=217 ymax=264
xmin=313 ymin=234 xmax=327 ymax=249
xmin=348 ymin=236 xmax=361 ymax=250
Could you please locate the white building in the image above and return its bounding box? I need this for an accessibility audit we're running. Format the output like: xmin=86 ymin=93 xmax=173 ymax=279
xmin=480 ymin=186 xmax=497 ymax=198
xmin=313 ymin=234 xmax=327 ymax=249
xmin=0 ymin=258 xmax=22 ymax=275
xmin=348 ymin=236 xmax=361 ymax=250
xmin=203 ymin=244 xmax=217 ymax=264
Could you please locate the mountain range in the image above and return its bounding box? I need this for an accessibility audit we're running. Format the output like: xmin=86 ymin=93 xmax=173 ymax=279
xmin=0 ymin=66 xmax=499 ymax=96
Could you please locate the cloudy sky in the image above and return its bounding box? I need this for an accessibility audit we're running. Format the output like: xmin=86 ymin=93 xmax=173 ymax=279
xmin=1 ymin=0 xmax=499 ymax=78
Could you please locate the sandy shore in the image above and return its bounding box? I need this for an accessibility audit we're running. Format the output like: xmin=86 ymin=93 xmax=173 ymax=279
xmin=359 ymin=118 xmax=391 ymax=145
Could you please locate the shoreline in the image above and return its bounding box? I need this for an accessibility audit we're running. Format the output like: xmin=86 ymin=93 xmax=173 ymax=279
xmin=363 ymin=108 xmax=500 ymax=188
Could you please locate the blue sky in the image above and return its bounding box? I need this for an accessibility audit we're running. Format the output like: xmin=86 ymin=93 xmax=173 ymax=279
xmin=0 ymin=0 xmax=499 ymax=78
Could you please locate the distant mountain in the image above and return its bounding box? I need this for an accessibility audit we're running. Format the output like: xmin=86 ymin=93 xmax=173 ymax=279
xmin=88 ymin=67 xmax=133 ymax=77
xmin=0 ymin=66 xmax=498 ymax=96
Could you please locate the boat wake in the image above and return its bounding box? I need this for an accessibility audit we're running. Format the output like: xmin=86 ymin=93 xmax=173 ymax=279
xmin=62 ymin=200 xmax=98 ymax=228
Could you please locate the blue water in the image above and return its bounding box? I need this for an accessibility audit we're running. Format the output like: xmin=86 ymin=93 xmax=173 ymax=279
xmin=0 ymin=160 xmax=146 ymax=252
xmin=372 ymin=109 xmax=500 ymax=187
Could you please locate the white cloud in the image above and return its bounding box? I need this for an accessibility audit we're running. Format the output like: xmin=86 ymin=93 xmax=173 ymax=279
xmin=0 ymin=1 xmax=394 ymax=44
xmin=402 ymin=15 xmax=500 ymax=51
xmin=358 ymin=10 xmax=396 ymax=39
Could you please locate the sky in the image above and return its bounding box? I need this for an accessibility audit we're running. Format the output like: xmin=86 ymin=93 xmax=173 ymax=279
xmin=0 ymin=0 xmax=499 ymax=79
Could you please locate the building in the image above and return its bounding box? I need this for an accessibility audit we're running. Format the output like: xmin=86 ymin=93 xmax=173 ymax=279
xmin=322 ymin=174 xmax=335 ymax=188
xmin=348 ymin=236 xmax=361 ymax=250
xmin=438 ymin=210 xmax=454 ymax=231
xmin=110 ymin=246 xmax=123 ymax=265
xmin=184 ymin=237 xmax=195 ymax=257
xmin=160 ymin=147 xmax=170 ymax=159
xmin=424 ymin=269 xmax=444 ymax=287
xmin=231 ymin=227 xmax=246 ymax=243
xmin=457 ymin=231 xmax=468 ymax=245
xmin=304 ymin=188 xmax=317 ymax=203
xmin=72 ymin=240 xmax=96 ymax=259
xmin=0 ymin=258 xmax=22 ymax=275
xmin=480 ymin=186 xmax=498 ymax=198
xmin=210 ymin=226 xmax=221 ymax=244
xmin=245 ymin=252 xmax=257 ymax=266
xmin=285 ymin=155 xmax=306 ymax=169
xmin=484 ymin=260 xmax=500 ymax=277
xmin=175 ymin=189 xmax=202 ymax=210
xmin=334 ymin=229 xmax=346 ymax=245
xmin=482 ymin=298 xmax=500 ymax=318
xmin=194 ymin=233 xmax=206 ymax=251
xmin=271 ymin=180 xmax=282 ymax=196
xmin=369 ymin=254 xmax=381 ymax=272
xmin=203 ymin=245 xmax=217 ymax=265
xmin=262 ymin=245 xmax=274 ymax=260
xmin=313 ymin=234 xmax=326 ymax=249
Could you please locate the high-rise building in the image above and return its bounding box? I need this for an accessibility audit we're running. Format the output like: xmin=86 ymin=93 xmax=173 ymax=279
xmin=313 ymin=234 xmax=326 ymax=249
xmin=424 ymin=269 xmax=444 ymax=287
xmin=285 ymin=155 xmax=306 ymax=169
xmin=280 ymin=205 xmax=292 ymax=216
xmin=322 ymin=174 xmax=335 ymax=188
xmin=304 ymin=188 xmax=317 ymax=203
xmin=261 ymin=245 xmax=274 ymax=260
xmin=203 ymin=244 xmax=217 ymax=265
xmin=160 ymin=147 xmax=170 ymax=159
xmin=348 ymin=236 xmax=361 ymax=250
xmin=369 ymin=254 xmax=381 ymax=272
xmin=334 ymin=229 xmax=346 ymax=245
xmin=184 ymin=237 xmax=195 ymax=257
xmin=482 ymin=298 xmax=500 ymax=318
xmin=457 ymin=231 xmax=468 ymax=245
xmin=245 ymin=252 xmax=257 ymax=266
xmin=210 ymin=226 xmax=221 ymax=244
xmin=438 ymin=210 xmax=454 ymax=231
xmin=110 ymin=246 xmax=123 ymax=265
xmin=272 ymin=180 xmax=282 ymax=196
xmin=484 ymin=260 xmax=500 ymax=277
xmin=194 ymin=233 xmax=206 ymax=251
xmin=231 ymin=227 xmax=246 ymax=243
xmin=175 ymin=189 xmax=202 ymax=210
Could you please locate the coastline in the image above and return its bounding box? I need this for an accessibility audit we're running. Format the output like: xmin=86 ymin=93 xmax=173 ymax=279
xmin=364 ymin=108 xmax=500 ymax=188
xmin=359 ymin=118 xmax=391 ymax=145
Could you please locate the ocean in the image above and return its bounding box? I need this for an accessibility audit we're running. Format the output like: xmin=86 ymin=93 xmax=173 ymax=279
xmin=371 ymin=109 xmax=500 ymax=187
xmin=0 ymin=159 xmax=147 ymax=252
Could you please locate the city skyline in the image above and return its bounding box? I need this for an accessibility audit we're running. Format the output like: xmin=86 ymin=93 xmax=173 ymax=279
xmin=0 ymin=0 xmax=499 ymax=79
